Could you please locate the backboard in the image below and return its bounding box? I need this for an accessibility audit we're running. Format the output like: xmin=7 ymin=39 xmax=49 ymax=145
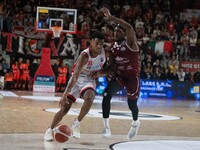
xmin=36 ymin=6 xmax=77 ymax=34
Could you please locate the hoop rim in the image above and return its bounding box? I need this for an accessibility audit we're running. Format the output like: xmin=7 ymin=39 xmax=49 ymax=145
xmin=34 ymin=21 xmax=77 ymax=34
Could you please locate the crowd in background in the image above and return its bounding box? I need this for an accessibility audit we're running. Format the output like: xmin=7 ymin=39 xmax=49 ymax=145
xmin=0 ymin=0 xmax=200 ymax=91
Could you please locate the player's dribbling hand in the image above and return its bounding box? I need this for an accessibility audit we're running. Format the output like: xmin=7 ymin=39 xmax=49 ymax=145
xmin=100 ymin=7 xmax=111 ymax=18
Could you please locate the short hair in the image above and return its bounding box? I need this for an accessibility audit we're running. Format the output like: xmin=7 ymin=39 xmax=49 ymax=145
xmin=91 ymin=31 xmax=105 ymax=40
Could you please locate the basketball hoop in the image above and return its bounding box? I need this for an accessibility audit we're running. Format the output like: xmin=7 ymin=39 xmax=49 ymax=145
xmin=36 ymin=7 xmax=77 ymax=35
xmin=51 ymin=26 xmax=62 ymax=38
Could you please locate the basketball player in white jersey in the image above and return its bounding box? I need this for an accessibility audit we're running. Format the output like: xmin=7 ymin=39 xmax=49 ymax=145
xmin=45 ymin=31 xmax=110 ymax=140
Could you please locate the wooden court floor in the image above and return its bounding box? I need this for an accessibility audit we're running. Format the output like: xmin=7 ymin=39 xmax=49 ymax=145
xmin=0 ymin=90 xmax=200 ymax=150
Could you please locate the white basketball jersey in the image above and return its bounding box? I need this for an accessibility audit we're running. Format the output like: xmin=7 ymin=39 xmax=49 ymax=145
xmin=69 ymin=47 xmax=106 ymax=99
xmin=81 ymin=47 xmax=106 ymax=75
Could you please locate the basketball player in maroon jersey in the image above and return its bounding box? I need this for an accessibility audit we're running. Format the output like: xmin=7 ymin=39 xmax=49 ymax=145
xmin=93 ymin=7 xmax=141 ymax=139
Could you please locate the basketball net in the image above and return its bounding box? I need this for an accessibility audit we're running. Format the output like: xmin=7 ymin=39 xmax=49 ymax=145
xmin=51 ymin=26 xmax=62 ymax=38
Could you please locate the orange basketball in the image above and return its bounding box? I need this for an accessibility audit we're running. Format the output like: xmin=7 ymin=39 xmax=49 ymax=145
xmin=54 ymin=124 xmax=71 ymax=143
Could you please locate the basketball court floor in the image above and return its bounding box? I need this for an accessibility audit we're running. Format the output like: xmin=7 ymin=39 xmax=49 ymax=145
xmin=0 ymin=90 xmax=200 ymax=150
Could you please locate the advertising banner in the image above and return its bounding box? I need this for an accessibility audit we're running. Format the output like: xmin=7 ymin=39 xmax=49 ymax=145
xmin=179 ymin=61 xmax=200 ymax=72
xmin=96 ymin=77 xmax=200 ymax=100
xmin=33 ymin=75 xmax=55 ymax=92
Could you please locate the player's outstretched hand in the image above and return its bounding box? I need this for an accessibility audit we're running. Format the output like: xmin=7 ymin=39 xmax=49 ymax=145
xmin=100 ymin=7 xmax=111 ymax=18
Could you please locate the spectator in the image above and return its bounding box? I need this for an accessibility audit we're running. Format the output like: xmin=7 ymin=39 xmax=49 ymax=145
xmin=2 ymin=59 xmax=9 ymax=72
xmin=177 ymin=67 xmax=185 ymax=81
xmin=119 ymin=8 xmax=126 ymax=19
xmin=156 ymin=30 xmax=170 ymax=41
xmin=189 ymin=30 xmax=198 ymax=59
xmin=182 ymin=25 xmax=189 ymax=35
xmin=136 ymin=23 xmax=145 ymax=39
xmin=0 ymin=54 xmax=5 ymax=63
xmin=20 ymin=59 xmax=30 ymax=90
xmin=142 ymin=33 xmax=150 ymax=44
xmin=160 ymin=68 xmax=170 ymax=80
xmin=169 ymin=68 xmax=179 ymax=81
xmin=162 ymin=51 xmax=170 ymax=59
xmin=145 ymin=24 xmax=153 ymax=37
xmin=140 ymin=49 xmax=145 ymax=64
xmin=180 ymin=33 xmax=189 ymax=60
xmin=4 ymin=69 xmax=14 ymax=90
xmin=77 ymin=11 xmax=84 ymax=23
xmin=4 ymin=3 xmax=13 ymax=32
xmin=155 ymin=10 xmax=164 ymax=26
xmin=151 ymin=66 xmax=161 ymax=80
xmin=143 ymin=54 xmax=152 ymax=66
xmin=124 ymin=9 xmax=134 ymax=27
xmin=193 ymin=69 xmax=200 ymax=83
xmin=29 ymin=59 xmax=39 ymax=90
xmin=144 ymin=62 xmax=153 ymax=79
xmin=113 ymin=1 xmax=121 ymax=17
xmin=0 ymin=1 xmax=10 ymax=31
xmin=144 ymin=44 xmax=153 ymax=56
xmin=122 ymin=1 xmax=131 ymax=12
xmin=56 ymin=62 xmax=68 ymax=92
xmin=152 ymin=25 xmax=161 ymax=39
xmin=79 ymin=21 xmax=90 ymax=38
xmin=190 ymin=15 xmax=198 ymax=28
xmin=184 ymin=68 xmax=192 ymax=82
xmin=160 ymin=55 xmax=169 ymax=69
xmin=189 ymin=27 xmax=198 ymax=38
xmin=166 ymin=18 xmax=175 ymax=36
xmin=168 ymin=55 xmax=179 ymax=73
xmin=153 ymin=59 xmax=160 ymax=70
xmin=23 ymin=1 xmax=32 ymax=17
xmin=12 ymin=61 xmax=20 ymax=89
xmin=29 ymin=59 xmax=39 ymax=79
xmin=135 ymin=16 xmax=144 ymax=29
xmin=152 ymin=50 xmax=162 ymax=63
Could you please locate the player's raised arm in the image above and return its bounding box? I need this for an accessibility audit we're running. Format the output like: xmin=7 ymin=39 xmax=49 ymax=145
xmin=100 ymin=7 xmax=139 ymax=51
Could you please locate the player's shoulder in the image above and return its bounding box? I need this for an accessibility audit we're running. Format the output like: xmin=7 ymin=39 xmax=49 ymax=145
xmin=79 ymin=49 xmax=89 ymax=61
xmin=80 ymin=50 xmax=89 ymax=58
xmin=81 ymin=47 xmax=90 ymax=54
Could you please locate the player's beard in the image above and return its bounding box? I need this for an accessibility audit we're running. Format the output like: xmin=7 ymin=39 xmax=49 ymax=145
xmin=114 ymin=36 xmax=125 ymax=44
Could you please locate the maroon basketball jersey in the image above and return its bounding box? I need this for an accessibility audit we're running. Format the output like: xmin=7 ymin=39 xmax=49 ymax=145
xmin=111 ymin=40 xmax=140 ymax=77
